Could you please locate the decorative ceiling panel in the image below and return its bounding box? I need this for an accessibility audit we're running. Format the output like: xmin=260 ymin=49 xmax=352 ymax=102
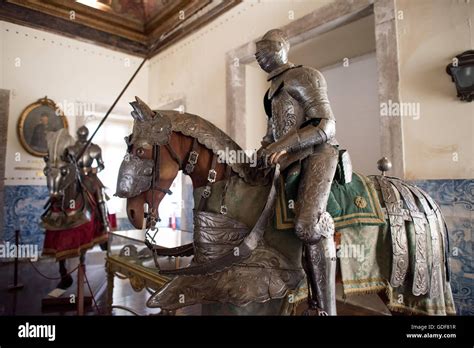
xmin=0 ymin=0 xmax=241 ymax=57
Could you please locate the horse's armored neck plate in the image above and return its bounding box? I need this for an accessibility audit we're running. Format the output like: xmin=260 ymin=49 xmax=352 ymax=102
xmin=131 ymin=113 xmax=172 ymax=146
xmin=130 ymin=96 xmax=172 ymax=146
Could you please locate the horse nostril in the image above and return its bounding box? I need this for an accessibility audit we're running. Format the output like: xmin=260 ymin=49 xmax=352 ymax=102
xmin=130 ymin=209 xmax=135 ymax=219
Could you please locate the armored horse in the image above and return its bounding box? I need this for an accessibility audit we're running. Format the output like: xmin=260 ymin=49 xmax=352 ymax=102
xmin=41 ymin=129 xmax=109 ymax=289
xmin=116 ymin=97 xmax=456 ymax=315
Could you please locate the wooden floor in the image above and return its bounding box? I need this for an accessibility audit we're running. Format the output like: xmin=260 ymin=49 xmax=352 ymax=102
xmin=0 ymin=248 xmax=387 ymax=316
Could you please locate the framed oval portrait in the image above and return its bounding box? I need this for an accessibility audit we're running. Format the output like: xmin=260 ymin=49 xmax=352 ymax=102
xmin=17 ymin=97 xmax=69 ymax=157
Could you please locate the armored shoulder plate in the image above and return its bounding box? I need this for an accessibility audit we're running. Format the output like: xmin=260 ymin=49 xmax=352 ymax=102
xmin=88 ymin=143 xmax=101 ymax=157
xmin=284 ymin=66 xmax=334 ymax=121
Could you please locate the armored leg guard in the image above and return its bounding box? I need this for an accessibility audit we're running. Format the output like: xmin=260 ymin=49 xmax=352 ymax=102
xmin=294 ymin=144 xmax=338 ymax=315
xmin=302 ymin=226 xmax=337 ymax=315
xmin=96 ymin=188 xmax=111 ymax=233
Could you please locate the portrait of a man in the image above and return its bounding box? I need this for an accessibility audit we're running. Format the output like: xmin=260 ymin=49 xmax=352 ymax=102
xmin=17 ymin=97 xmax=68 ymax=157
xmin=30 ymin=113 xmax=53 ymax=151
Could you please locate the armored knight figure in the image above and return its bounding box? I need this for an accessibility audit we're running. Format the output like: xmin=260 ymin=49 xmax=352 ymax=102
xmin=256 ymin=29 xmax=339 ymax=315
xmin=67 ymin=126 xmax=111 ymax=233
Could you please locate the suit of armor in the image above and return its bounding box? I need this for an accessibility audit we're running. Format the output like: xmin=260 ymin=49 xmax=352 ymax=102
xmin=256 ymin=29 xmax=338 ymax=315
xmin=67 ymin=126 xmax=111 ymax=233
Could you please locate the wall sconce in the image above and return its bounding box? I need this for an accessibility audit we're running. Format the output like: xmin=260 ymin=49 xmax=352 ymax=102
xmin=446 ymin=50 xmax=474 ymax=102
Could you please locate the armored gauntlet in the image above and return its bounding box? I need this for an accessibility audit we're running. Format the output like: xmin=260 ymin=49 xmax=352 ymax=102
xmin=263 ymin=118 xmax=336 ymax=156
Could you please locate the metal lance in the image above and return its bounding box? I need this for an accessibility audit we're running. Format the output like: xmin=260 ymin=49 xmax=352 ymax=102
xmin=75 ymin=43 xmax=158 ymax=160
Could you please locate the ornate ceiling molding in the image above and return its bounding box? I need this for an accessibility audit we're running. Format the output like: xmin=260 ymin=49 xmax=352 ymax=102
xmin=0 ymin=0 xmax=241 ymax=57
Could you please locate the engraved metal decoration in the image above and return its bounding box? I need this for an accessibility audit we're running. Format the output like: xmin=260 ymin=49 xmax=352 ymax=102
xmin=185 ymin=150 xmax=199 ymax=173
xmin=192 ymin=211 xmax=249 ymax=264
xmin=376 ymin=176 xmax=409 ymax=288
xmin=401 ymin=181 xmax=443 ymax=299
xmin=115 ymin=154 xmax=154 ymax=198
xmin=415 ymin=186 xmax=450 ymax=294
xmin=130 ymin=96 xmax=172 ymax=147
xmin=390 ymin=179 xmax=429 ymax=296
xmin=147 ymin=244 xmax=304 ymax=311
xmin=303 ymin=233 xmax=337 ymax=316
xmin=207 ymin=169 xmax=217 ymax=183
xmin=371 ymin=175 xmax=446 ymax=299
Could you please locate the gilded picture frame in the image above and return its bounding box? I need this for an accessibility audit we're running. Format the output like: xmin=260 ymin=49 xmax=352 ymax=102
xmin=17 ymin=96 xmax=69 ymax=157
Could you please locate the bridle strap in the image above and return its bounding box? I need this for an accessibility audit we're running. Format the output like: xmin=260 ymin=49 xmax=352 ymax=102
xmin=184 ymin=138 xmax=200 ymax=175
xmin=219 ymin=165 xmax=232 ymax=215
xmin=151 ymin=145 xmax=173 ymax=196
xmin=147 ymin=145 xmax=159 ymax=225
xmin=197 ymin=153 xmax=218 ymax=211
xmin=165 ymin=144 xmax=183 ymax=169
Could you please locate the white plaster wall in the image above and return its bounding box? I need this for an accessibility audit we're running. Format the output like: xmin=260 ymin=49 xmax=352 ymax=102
xmin=321 ymin=53 xmax=381 ymax=174
xmin=290 ymin=14 xmax=376 ymax=69
xmin=0 ymin=22 xmax=4 ymax=89
xmin=397 ymin=0 xmax=474 ymax=179
xmin=148 ymin=0 xmax=333 ymax=132
xmin=245 ymin=64 xmax=268 ymax=151
xmin=0 ymin=21 xmax=149 ymax=186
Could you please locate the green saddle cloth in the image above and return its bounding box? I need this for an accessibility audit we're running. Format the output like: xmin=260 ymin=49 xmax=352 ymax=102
xmin=275 ymin=171 xmax=385 ymax=231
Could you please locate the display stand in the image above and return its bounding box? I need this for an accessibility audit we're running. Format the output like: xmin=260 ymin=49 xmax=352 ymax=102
xmin=7 ymin=229 xmax=24 ymax=291
xmin=77 ymin=254 xmax=85 ymax=315
xmin=41 ymin=255 xmax=92 ymax=314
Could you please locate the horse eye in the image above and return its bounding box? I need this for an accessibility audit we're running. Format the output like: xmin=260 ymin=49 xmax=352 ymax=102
xmin=143 ymin=167 xmax=152 ymax=176
xmin=44 ymin=155 xmax=49 ymax=162
xmin=43 ymin=167 xmax=49 ymax=175
xmin=136 ymin=148 xmax=145 ymax=157
xmin=60 ymin=167 xmax=68 ymax=176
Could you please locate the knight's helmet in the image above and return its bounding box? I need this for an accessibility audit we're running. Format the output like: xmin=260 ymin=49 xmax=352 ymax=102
xmin=77 ymin=125 xmax=89 ymax=142
xmin=255 ymin=29 xmax=290 ymax=72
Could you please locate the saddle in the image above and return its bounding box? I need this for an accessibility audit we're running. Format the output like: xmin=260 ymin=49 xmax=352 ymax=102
xmin=275 ymin=150 xmax=385 ymax=231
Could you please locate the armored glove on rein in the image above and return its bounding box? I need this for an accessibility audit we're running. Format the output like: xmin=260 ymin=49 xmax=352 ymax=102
xmin=266 ymin=119 xmax=335 ymax=153
xmin=259 ymin=118 xmax=336 ymax=168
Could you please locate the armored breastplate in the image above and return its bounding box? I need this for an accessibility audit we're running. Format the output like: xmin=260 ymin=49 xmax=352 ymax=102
xmin=266 ymin=65 xmax=336 ymax=143
xmin=270 ymin=88 xmax=306 ymax=140
xmin=77 ymin=152 xmax=94 ymax=169
xmin=69 ymin=142 xmax=95 ymax=169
